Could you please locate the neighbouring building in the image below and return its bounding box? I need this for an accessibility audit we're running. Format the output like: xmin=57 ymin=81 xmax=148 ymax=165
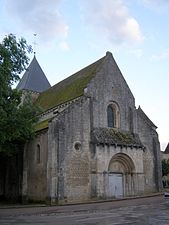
xmin=161 ymin=143 xmax=169 ymax=187
xmin=161 ymin=143 xmax=169 ymax=160
xmin=17 ymin=51 xmax=162 ymax=204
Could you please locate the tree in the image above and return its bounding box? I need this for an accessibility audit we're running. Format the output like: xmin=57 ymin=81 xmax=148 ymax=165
xmin=162 ymin=159 xmax=169 ymax=176
xmin=0 ymin=34 xmax=39 ymax=156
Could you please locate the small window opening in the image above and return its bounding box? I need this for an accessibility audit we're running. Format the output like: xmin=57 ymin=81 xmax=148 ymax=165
xmin=74 ymin=142 xmax=82 ymax=151
xmin=107 ymin=102 xmax=120 ymax=128
xmin=37 ymin=144 xmax=41 ymax=164
xmin=107 ymin=105 xmax=116 ymax=127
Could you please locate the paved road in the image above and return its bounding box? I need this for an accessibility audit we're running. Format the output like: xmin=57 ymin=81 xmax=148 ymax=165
xmin=0 ymin=195 xmax=169 ymax=225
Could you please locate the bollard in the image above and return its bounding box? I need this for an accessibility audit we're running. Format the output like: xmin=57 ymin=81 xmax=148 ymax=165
xmin=164 ymin=192 xmax=169 ymax=206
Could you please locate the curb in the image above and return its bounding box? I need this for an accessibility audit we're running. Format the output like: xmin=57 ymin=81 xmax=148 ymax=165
xmin=0 ymin=192 xmax=164 ymax=209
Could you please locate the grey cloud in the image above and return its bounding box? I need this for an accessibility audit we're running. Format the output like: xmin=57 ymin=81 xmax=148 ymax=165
xmin=80 ymin=0 xmax=144 ymax=45
xmin=141 ymin=0 xmax=169 ymax=10
xmin=5 ymin=0 xmax=68 ymax=42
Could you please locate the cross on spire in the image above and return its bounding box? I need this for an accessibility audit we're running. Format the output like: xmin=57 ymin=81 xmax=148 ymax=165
xmin=33 ymin=33 xmax=37 ymax=55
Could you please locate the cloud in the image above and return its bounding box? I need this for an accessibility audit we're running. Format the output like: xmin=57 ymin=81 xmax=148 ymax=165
xmin=80 ymin=0 xmax=144 ymax=45
xmin=4 ymin=0 xmax=68 ymax=42
xmin=59 ymin=41 xmax=70 ymax=51
xmin=130 ymin=49 xmax=143 ymax=58
xmin=151 ymin=49 xmax=169 ymax=61
xmin=141 ymin=0 xmax=169 ymax=11
xmin=142 ymin=0 xmax=169 ymax=5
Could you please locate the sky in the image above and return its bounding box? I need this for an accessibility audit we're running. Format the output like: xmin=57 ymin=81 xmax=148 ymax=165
xmin=0 ymin=0 xmax=169 ymax=151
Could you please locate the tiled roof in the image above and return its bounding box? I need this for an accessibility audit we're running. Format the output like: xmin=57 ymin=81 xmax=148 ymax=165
xmin=16 ymin=56 xmax=51 ymax=93
xmin=35 ymin=55 xmax=105 ymax=111
xmin=91 ymin=127 xmax=144 ymax=148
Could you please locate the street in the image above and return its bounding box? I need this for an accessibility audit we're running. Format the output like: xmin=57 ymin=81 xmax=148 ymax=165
xmin=0 ymin=195 xmax=169 ymax=225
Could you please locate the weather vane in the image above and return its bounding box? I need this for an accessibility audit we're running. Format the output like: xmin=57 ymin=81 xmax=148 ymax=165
xmin=33 ymin=33 xmax=37 ymax=55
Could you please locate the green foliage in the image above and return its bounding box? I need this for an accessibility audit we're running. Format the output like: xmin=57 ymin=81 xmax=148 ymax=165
xmin=0 ymin=34 xmax=32 ymax=86
xmin=0 ymin=34 xmax=39 ymax=155
xmin=162 ymin=159 xmax=169 ymax=176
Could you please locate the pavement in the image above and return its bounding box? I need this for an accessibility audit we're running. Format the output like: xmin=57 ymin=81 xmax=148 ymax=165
xmin=0 ymin=193 xmax=169 ymax=225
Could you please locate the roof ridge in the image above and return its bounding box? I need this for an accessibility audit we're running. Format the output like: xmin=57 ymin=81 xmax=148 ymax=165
xmin=51 ymin=55 xmax=106 ymax=90
xmin=36 ymin=54 xmax=107 ymax=111
xmin=24 ymin=56 xmax=35 ymax=90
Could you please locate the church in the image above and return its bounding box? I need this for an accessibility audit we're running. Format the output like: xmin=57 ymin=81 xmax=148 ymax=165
xmin=17 ymin=51 xmax=162 ymax=204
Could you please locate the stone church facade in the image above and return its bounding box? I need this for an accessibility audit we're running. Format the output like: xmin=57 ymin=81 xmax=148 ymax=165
xmin=18 ymin=52 xmax=162 ymax=204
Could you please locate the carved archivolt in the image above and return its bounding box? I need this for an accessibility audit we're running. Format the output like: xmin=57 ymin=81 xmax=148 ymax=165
xmin=108 ymin=153 xmax=135 ymax=174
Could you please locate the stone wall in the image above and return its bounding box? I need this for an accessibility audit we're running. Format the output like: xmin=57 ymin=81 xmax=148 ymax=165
xmin=86 ymin=52 xmax=137 ymax=133
xmin=23 ymin=130 xmax=48 ymax=202
xmin=90 ymin=145 xmax=144 ymax=198
xmin=47 ymin=96 xmax=91 ymax=204
xmin=23 ymin=52 xmax=162 ymax=204
xmin=137 ymin=111 xmax=162 ymax=192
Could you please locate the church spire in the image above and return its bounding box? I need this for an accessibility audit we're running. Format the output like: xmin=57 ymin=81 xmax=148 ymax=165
xmin=16 ymin=56 xmax=51 ymax=93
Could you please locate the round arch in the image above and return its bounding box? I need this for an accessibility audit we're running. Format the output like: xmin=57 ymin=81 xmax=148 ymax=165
xmin=108 ymin=153 xmax=135 ymax=174
xmin=106 ymin=153 xmax=136 ymax=198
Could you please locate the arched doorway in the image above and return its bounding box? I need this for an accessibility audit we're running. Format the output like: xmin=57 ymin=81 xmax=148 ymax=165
xmin=107 ymin=153 xmax=135 ymax=198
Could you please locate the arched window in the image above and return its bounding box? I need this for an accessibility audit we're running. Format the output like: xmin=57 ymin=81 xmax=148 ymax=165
xmin=107 ymin=102 xmax=120 ymax=128
xmin=107 ymin=105 xmax=115 ymax=127
xmin=36 ymin=144 xmax=41 ymax=164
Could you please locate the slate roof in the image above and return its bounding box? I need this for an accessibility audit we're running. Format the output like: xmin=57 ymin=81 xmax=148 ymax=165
xmin=35 ymin=55 xmax=105 ymax=111
xmin=91 ymin=127 xmax=144 ymax=148
xmin=16 ymin=56 xmax=51 ymax=93
xmin=164 ymin=143 xmax=169 ymax=154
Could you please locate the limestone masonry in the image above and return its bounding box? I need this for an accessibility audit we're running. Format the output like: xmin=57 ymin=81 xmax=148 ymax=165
xmin=19 ymin=52 xmax=162 ymax=204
